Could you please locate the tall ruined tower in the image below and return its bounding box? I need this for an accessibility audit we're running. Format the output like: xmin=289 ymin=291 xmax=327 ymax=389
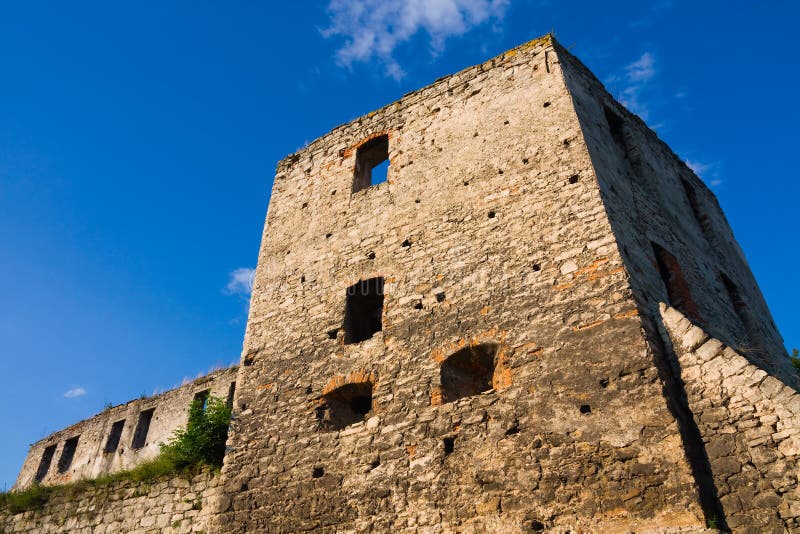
xmin=217 ymin=35 xmax=798 ymax=532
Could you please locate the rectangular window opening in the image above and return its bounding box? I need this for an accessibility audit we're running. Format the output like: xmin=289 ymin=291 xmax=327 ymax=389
xmin=720 ymin=273 xmax=751 ymax=331
xmin=603 ymin=106 xmax=627 ymax=152
xmin=193 ymin=389 xmax=211 ymax=412
xmin=343 ymin=277 xmax=384 ymax=344
xmin=57 ymin=436 xmax=79 ymax=473
xmin=651 ymin=242 xmax=701 ymax=322
xmin=226 ymin=382 xmax=236 ymax=409
xmin=681 ymin=179 xmax=714 ymax=239
xmin=35 ymin=444 xmax=56 ymax=482
xmin=131 ymin=408 xmax=155 ymax=449
xmin=353 ymin=134 xmax=389 ymax=192
xmin=104 ymin=420 xmax=125 ymax=453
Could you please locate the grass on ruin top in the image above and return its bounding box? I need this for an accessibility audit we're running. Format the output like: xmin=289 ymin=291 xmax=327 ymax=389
xmin=1 ymin=395 xmax=231 ymax=515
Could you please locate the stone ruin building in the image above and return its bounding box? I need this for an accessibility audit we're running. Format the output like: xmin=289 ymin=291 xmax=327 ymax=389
xmin=5 ymin=34 xmax=799 ymax=533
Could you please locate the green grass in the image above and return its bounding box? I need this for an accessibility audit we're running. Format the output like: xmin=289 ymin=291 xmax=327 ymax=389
xmin=0 ymin=395 xmax=230 ymax=514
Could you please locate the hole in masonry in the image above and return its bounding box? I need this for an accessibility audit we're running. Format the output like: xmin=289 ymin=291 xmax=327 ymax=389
xmin=543 ymin=102 xmax=551 ymax=108
xmin=414 ymin=199 xmax=420 ymax=203
xmin=401 ymin=239 xmax=411 ymax=248
xmin=599 ymin=378 xmax=609 ymax=388
xmin=318 ymin=381 xmax=374 ymax=430
xmin=327 ymin=328 xmax=339 ymax=340
xmin=331 ymin=190 xmax=336 ymax=196
xmin=580 ymin=405 xmax=591 ymax=414
xmin=473 ymin=132 xmax=479 ymax=137
xmin=563 ymin=139 xmax=570 ymax=147
xmin=413 ymin=301 xmax=423 ymax=310
xmin=435 ymin=293 xmax=446 ymax=303
xmin=443 ymin=437 xmax=455 ymax=456
xmin=530 ymin=520 xmax=545 ymax=532
xmin=343 ymin=278 xmax=384 ymax=344
xmin=243 ymin=354 xmax=254 ymax=366
xmin=370 ymin=457 xmax=381 ymax=469
xmin=498 ymin=169 xmax=504 ymax=174
xmin=505 ymin=422 xmax=520 ymax=435
xmin=488 ymin=211 xmax=496 ymax=218
xmin=441 ymin=343 xmax=498 ymax=403
xmin=300 ymin=275 xmax=306 ymax=283
xmin=463 ymin=181 xmax=470 ymax=186
xmin=302 ymin=202 xmax=308 ymax=208
xmin=305 ymin=386 xmax=313 ymax=394
xmin=504 ymin=120 xmax=509 ymax=125
xmin=569 ymin=174 xmax=579 ymax=184
xmin=325 ymin=233 xmax=332 ymax=239
xmin=312 ymin=467 xmax=324 ymax=478
xmin=367 ymin=251 xmax=376 ymax=260
xmin=532 ymin=263 xmax=541 ymax=272
xmin=522 ymin=158 xmax=529 ymax=164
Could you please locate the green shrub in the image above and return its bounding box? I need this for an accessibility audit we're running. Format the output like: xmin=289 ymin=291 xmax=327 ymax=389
xmin=160 ymin=394 xmax=232 ymax=469
xmin=791 ymin=348 xmax=800 ymax=374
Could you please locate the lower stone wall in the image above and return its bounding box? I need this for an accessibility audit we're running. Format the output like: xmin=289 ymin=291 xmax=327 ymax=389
xmin=660 ymin=303 xmax=800 ymax=531
xmin=0 ymin=470 xmax=221 ymax=533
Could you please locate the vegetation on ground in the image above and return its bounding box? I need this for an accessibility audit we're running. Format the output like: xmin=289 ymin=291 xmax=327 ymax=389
xmin=0 ymin=395 xmax=231 ymax=514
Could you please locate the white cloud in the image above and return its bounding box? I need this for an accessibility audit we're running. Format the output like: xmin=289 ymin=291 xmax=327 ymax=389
xmin=64 ymin=387 xmax=87 ymax=399
xmin=609 ymin=51 xmax=658 ymax=119
xmin=225 ymin=267 xmax=255 ymax=296
xmin=322 ymin=0 xmax=509 ymax=79
xmin=685 ymin=159 xmax=723 ymax=187
xmin=625 ymin=52 xmax=655 ymax=82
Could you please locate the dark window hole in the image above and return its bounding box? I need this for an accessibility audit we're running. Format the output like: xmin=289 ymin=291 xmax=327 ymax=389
xmin=312 ymin=467 xmax=324 ymax=478
xmin=488 ymin=211 xmax=496 ymax=218
xmin=370 ymin=457 xmax=381 ymax=469
xmin=563 ymin=139 xmax=570 ymax=147
xmin=435 ymin=293 xmax=446 ymax=303
xmin=35 ymin=445 xmax=56 ymax=482
xmin=522 ymin=158 xmax=529 ymax=164
xmin=325 ymin=233 xmax=332 ymax=239
xmin=327 ymin=328 xmax=340 ymax=340
xmin=367 ymin=251 xmax=376 ymax=260
xmin=463 ymin=181 xmax=470 ymax=186
xmin=131 ymin=408 xmax=155 ymax=449
xmin=57 ymin=436 xmax=79 ymax=473
xmin=579 ymin=405 xmax=591 ymax=414
xmin=441 ymin=343 xmax=498 ymax=403
xmin=331 ymin=189 xmax=336 ymax=196
xmin=300 ymin=275 xmax=306 ymax=283
xmin=599 ymin=378 xmax=609 ymax=388
xmin=443 ymin=437 xmax=455 ymax=456
xmin=401 ymin=239 xmax=411 ymax=248
xmin=414 ymin=199 xmax=420 ymax=203
xmin=301 ymin=202 xmax=308 ymax=209
xmin=503 ymin=120 xmax=509 ymax=125
xmin=529 ymin=520 xmax=545 ymax=532
xmin=569 ymin=174 xmax=579 ymax=184
xmin=413 ymin=301 xmax=423 ymax=310
xmin=543 ymin=102 xmax=551 ymax=108
xmin=104 ymin=421 xmax=125 ymax=453
xmin=317 ymin=382 xmax=374 ymax=431
xmin=343 ymin=277 xmax=384 ymax=344
xmin=532 ymin=263 xmax=541 ymax=272
xmin=505 ymin=422 xmax=520 ymax=436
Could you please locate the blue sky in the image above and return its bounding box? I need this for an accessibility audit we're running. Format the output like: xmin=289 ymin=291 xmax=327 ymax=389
xmin=1 ymin=1 xmax=798 ymax=488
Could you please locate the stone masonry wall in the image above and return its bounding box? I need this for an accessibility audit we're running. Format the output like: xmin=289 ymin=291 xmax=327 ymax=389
xmin=1 ymin=470 xmax=221 ymax=533
xmin=15 ymin=367 xmax=237 ymax=490
xmin=661 ymin=303 xmax=800 ymax=531
xmin=215 ymin=36 xmax=707 ymax=532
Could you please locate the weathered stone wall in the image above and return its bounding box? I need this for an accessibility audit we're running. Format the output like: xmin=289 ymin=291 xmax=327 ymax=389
xmin=15 ymin=367 xmax=237 ymax=490
xmin=1 ymin=470 xmax=221 ymax=533
xmin=556 ymin=43 xmax=794 ymax=385
xmin=661 ymin=303 xmax=800 ymax=531
xmin=216 ymin=36 xmax=707 ymax=532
